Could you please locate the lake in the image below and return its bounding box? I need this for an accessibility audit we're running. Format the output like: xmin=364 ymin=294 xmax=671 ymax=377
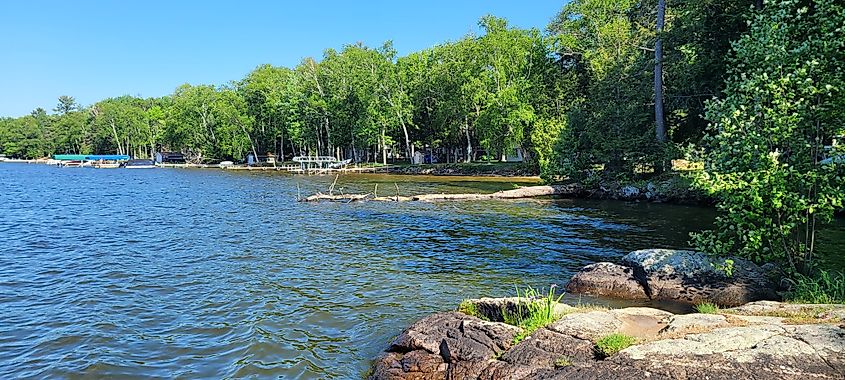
xmin=0 ymin=163 xmax=841 ymax=378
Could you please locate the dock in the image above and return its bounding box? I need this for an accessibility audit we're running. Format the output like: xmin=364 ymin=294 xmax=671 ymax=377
xmin=222 ymin=163 xmax=396 ymax=174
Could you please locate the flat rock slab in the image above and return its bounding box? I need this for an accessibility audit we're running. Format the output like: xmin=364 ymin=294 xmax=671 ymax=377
xmin=660 ymin=313 xmax=730 ymax=335
xmin=619 ymin=323 xmax=845 ymax=379
xmin=549 ymin=308 xmax=670 ymax=340
xmin=727 ymin=301 xmax=845 ymax=317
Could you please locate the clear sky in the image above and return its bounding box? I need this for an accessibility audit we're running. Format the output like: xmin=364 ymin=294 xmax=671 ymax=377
xmin=0 ymin=1 xmax=564 ymax=117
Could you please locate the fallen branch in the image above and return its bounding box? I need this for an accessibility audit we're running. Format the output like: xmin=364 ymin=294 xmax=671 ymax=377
xmin=300 ymin=184 xmax=581 ymax=203
xmin=302 ymin=193 xmax=372 ymax=203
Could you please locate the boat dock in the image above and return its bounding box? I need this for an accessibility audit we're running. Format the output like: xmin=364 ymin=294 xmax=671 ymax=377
xmin=221 ymin=163 xmax=396 ymax=174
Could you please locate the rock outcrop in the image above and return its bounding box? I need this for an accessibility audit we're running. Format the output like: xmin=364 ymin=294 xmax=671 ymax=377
xmin=566 ymin=249 xmax=779 ymax=306
xmin=369 ymin=300 xmax=845 ymax=380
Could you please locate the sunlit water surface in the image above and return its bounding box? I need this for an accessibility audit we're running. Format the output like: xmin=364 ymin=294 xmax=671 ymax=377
xmin=1 ymin=163 xmax=842 ymax=378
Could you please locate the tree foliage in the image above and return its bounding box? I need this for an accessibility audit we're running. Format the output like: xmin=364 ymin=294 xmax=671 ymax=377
xmin=692 ymin=0 xmax=845 ymax=274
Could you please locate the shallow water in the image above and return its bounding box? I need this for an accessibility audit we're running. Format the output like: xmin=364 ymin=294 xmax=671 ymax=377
xmin=0 ymin=163 xmax=841 ymax=378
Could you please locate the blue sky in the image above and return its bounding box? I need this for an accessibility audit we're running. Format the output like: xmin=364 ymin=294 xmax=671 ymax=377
xmin=0 ymin=1 xmax=564 ymax=117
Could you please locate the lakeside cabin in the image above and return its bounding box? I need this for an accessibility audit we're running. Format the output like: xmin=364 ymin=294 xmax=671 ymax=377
xmin=155 ymin=152 xmax=185 ymax=164
xmin=246 ymin=153 xmax=276 ymax=166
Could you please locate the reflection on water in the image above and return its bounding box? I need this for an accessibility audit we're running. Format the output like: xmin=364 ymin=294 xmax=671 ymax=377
xmin=0 ymin=164 xmax=841 ymax=378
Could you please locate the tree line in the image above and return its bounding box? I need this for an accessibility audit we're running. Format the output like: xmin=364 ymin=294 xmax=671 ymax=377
xmin=1 ymin=1 xmax=753 ymax=174
xmin=1 ymin=0 xmax=843 ymax=286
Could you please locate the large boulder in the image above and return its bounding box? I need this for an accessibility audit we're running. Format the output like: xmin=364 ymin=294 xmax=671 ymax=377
xmin=566 ymin=249 xmax=779 ymax=306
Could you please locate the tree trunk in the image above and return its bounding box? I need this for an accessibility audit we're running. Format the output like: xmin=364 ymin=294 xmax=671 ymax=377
xmin=110 ymin=120 xmax=123 ymax=155
xmin=464 ymin=116 xmax=472 ymax=163
xmin=280 ymin=131 xmax=285 ymax=162
xmin=653 ymin=0 xmax=668 ymax=174
xmin=400 ymin=118 xmax=412 ymax=163
xmin=654 ymin=0 xmax=667 ymax=144
xmin=381 ymin=127 xmax=387 ymax=165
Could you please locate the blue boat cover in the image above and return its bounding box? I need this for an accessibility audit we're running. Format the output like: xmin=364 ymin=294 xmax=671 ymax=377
xmin=53 ymin=154 xmax=130 ymax=161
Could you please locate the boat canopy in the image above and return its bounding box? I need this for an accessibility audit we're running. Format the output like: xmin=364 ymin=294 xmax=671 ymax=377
xmin=53 ymin=154 xmax=87 ymax=161
xmin=86 ymin=155 xmax=130 ymax=161
xmin=53 ymin=154 xmax=130 ymax=161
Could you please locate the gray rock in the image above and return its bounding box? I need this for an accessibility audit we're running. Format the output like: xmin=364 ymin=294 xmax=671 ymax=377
xmin=620 ymin=185 xmax=640 ymax=199
xmin=564 ymin=262 xmax=647 ymax=299
xmin=622 ymin=249 xmax=716 ymax=279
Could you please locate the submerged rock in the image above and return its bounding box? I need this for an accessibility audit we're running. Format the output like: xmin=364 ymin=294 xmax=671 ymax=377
xmin=566 ymin=249 xmax=779 ymax=306
xmin=368 ymin=300 xmax=845 ymax=380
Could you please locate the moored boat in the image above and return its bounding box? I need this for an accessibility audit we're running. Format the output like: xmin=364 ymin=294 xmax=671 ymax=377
xmin=60 ymin=160 xmax=85 ymax=168
xmin=92 ymin=161 xmax=121 ymax=169
xmin=124 ymin=159 xmax=156 ymax=169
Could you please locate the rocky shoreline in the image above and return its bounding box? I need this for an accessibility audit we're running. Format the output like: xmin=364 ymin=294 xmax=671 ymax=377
xmin=367 ymin=250 xmax=845 ymax=379
xmin=387 ymin=165 xmax=707 ymax=203
xmin=369 ymin=300 xmax=845 ymax=379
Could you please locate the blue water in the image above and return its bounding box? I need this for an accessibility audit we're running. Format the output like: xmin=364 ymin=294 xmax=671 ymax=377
xmin=0 ymin=163 xmax=835 ymax=378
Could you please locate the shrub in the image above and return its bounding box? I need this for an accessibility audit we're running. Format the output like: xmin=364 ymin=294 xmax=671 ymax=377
xmin=786 ymin=270 xmax=845 ymax=304
xmin=595 ymin=333 xmax=637 ymax=357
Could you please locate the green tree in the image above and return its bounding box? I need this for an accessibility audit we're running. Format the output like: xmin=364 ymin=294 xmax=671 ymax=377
xmin=54 ymin=96 xmax=78 ymax=115
xmin=241 ymin=64 xmax=294 ymax=158
xmin=548 ymin=0 xmax=657 ymax=179
xmin=164 ymin=84 xmax=220 ymax=161
xmin=693 ymin=0 xmax=845 ymax=275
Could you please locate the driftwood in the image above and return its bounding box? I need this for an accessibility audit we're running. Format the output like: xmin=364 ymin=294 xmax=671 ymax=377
xmin=300 ymin=184 xmax=581 ymax=203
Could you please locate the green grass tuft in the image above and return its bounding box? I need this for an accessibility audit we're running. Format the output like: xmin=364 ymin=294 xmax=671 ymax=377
xmin=502 ymin=285 xmax=565 ymax=345
xmin=786 ymin=270 xmax=845 ymax=304
xmin=694 ymin=302 xmax=720 ymax=314
xmin=554 ymin=356 xmax=573 ymax=368
xmin=594 ymin=333 xmax=637 ymax=357
xmin=457 ymin=300 xmax=488 ymax=320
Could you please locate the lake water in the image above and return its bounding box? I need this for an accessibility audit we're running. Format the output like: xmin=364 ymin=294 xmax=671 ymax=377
xmin=0 ymin=163 xmax=841 ymax=378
